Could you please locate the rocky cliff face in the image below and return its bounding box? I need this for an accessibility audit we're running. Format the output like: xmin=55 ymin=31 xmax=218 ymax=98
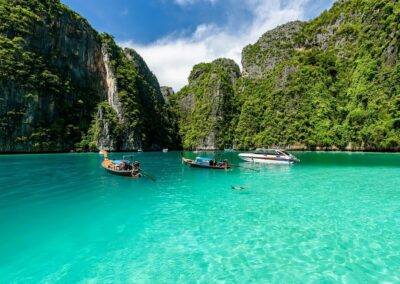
xmin=170 ymin=58 xmax=240 ymax=150
xmin=160 ymin=87 xmax=175 ymax=101
xmin=0 ymin=0 xmax=176 ymax=152
xmin=80 ymin=35 xmax=177 ymax=152
xmin=102 ymin=46 xmax=122 ymax=120
xmin=242 ymin=21 xmax=304 ymax=79
xmin=0 ymin=0 xmax=107 ymax=152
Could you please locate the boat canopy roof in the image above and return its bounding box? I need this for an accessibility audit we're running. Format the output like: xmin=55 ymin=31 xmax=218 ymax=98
xmin=196 ymin=157 xmax=214 ymax=161
xmin=112 ymin=160 xmax=130 ymax=165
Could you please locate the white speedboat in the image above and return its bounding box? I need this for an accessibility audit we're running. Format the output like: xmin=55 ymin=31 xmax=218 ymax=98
xmin=162 ymin=148 xmax=168 ymax=153
xmin=238 ymin=149 xmax=300 ymax=164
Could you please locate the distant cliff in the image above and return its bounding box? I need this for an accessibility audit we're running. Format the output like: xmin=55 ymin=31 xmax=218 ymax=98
xmin=0 ymin=0 xmax=176 ymax=152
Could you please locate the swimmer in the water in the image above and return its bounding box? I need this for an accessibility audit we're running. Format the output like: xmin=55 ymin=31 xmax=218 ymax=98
xmin=231 ymin=186 xmax=249 ymax=190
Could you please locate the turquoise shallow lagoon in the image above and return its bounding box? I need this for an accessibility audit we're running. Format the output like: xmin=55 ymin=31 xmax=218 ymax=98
xmin=0 ymin=152 xmax=399 ymax=283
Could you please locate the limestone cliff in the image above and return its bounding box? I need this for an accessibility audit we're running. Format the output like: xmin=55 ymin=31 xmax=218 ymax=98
xmin=80 ymin=35 xmax=177 ymax=152
xmin=235 ymin=0 xmax=400 ymax=151
xmin=0 ymin=0 xmax=176 ymax=152
xmin=0 ymin=0 xmax=107 ymax=152
xmin=3 ymin=0 xmax=399 ymax=152
xmin=170 ymin=0 xmax=400 ymax=151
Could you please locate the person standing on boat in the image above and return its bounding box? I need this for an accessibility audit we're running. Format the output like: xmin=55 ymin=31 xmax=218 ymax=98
xmin=131 ymin=161 xmax=142 ymax=178
xmin=223 ymin=159 xmax=229 ymax=169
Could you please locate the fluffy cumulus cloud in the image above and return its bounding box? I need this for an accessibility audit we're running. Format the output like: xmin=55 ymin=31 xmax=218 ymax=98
xmin=120 ymin=0 xmax=318 ymax=91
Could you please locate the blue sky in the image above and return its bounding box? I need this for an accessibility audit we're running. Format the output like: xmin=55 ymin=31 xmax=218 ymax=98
xmin=62 ymin=0 xmax=335 ymax=90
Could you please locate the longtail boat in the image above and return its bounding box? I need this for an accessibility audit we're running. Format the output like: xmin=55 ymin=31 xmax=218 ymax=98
xmin=182 ymin=157 xmax=231 ymax=170
xmin=101 ymin=151 xmax=142 ymax=178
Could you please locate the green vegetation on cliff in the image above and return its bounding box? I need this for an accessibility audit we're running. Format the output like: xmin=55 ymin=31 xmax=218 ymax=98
xmin=2 ymin=0 xmax=399 ymax=152
xmin=174 ymin=0 xmax=400 ymax=151
xmin=236 ymin=0 xmax=400 ymax=151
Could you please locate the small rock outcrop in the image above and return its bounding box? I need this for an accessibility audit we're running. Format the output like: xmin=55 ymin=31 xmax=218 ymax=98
xmin=170 ymin=58 xmax=240 ymax=150
xmin=160 ymin=87 xmax=175 ymax=101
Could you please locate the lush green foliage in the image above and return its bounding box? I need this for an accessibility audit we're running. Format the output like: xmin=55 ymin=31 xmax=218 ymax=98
xmin=2 ymin=0 xmax=399 ymax=152
xmin=170 ymin=0 xmax=400 ymax=151
xmin=234 ymin=0 xmax=400 ymax=151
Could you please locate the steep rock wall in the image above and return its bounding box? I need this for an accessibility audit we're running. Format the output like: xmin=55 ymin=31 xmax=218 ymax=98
xmin=0 ymin=0 xmax=107 ymax=152
xmin=81 ymin=36 xmax=177 ymax=152
xmin=0 ymin=0 xmax=178 ymax=153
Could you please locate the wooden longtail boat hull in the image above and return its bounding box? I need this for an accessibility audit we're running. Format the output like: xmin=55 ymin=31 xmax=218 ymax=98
xmin=101 ymin=160 xmax=141 ymax=178
xmin=182 ymin=158 xmax=230 ymax=170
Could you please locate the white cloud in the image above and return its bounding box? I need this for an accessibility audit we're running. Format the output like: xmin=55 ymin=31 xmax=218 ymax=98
xmin=120 ymin=0 xmax=315 ymax=91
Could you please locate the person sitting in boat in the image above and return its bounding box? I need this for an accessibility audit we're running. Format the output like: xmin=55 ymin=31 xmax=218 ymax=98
xmin=121 ymin=162 xmax=129 ymax=170
xmin=131 ymin=161 xmax=142 ymax=178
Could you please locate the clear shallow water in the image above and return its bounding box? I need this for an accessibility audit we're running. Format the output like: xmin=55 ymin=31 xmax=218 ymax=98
xmin=0 ymin=152 xmax=399 ymax=283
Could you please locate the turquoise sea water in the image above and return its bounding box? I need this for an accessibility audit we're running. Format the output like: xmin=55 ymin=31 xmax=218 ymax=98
xmin=0 ymin=152 xmax=399 ymax=283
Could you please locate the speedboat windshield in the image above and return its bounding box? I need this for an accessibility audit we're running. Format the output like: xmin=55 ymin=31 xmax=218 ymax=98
xmin=254 ymin=149 xmax=293 ymax=156
xmin=254 ymin=149 xmax=280 ymax=155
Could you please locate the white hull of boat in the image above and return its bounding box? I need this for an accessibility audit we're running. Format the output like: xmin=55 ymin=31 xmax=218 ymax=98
xmin=239 ymin=154 xmax=297 ymax=164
